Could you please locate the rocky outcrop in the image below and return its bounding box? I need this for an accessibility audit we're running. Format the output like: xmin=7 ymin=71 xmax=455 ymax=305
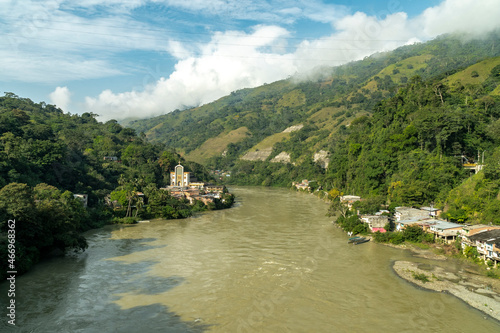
xmin=271 ymin=151 xmax=291 ymax=163
xmin=313 ymin=150 xmax=330 ymax=169
xmin=240 ymin=148 xmax=273 ymax=161
xmin=282 ymin=124 xmax=303 ymax=133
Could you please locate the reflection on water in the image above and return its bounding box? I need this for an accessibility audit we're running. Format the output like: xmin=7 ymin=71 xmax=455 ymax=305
xmin=1 ymin=187 xmax=499 ymax=332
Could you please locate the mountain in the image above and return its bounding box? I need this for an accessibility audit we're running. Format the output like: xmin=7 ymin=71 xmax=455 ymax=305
xmin=128 ymin=32 xmax=500 ymax=215
xmin=129 ymin=32 xmax=500 ymax=166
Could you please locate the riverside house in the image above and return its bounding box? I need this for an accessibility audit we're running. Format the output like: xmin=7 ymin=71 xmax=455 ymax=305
xmin=419 ymin=206 xmax=441 ymax=217
xmin=464 ymin=229 xmax=500 ymax=266
xmin=460 ymin=225 xmax=500 ymax=238
xmin=395 ymin=218 xmax=436 ymax=231
xmin=428 ymin=220 xmax=463 ymax=244
xmin=394 ymin=207 xmax=430 ymax=222
xmin=340 ymin=195 xmax=361 ymax=209
xmin=360 ymin=215 xmax=389 ymax=233
xmin=293 ymin=180 xmax=311 ymax=191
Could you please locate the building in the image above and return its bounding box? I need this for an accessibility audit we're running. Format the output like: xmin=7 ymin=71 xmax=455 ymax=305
xmin=460 ymin=225 xmax=500 ymax=238
xmin=428 ymin=220 xmax=463 ymax=244
xmin=420 ymin=206 xmax=441 ymax=217
xmin=340 ymin=195 xmax=361 ymax=209
xmin=170 ymin=163 xmax=191 ymax=187
xmin=360 ymin=215 xmax=389 ymax=233
xmin=465 ymin=229 xmax=500 ymax=265
xmin=205 ymin=184 xmax=225 ymax=193
xmin=293 ymin=180 xmax=310 ymax=191
xmin=394 ymin=207 xmax=429 ymax=222
xmin=395 ymin=218 xmax=436 ymax=232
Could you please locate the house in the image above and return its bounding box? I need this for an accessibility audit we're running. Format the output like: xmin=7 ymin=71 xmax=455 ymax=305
xmin=293 ymin=180 xmax=310 ymax=191
xmin=420 ymin=206 xmax=441 ymax=217
xmin=205 ymin=184 xmax=225 ymax=193
xmin=394 ymin=207 xmax=429 ymax=222
xmin=360 ymin=215 xmax=389 ymax=233
xmin=466 ymin=229 xmax=500 ymax=265
xmin=427 ymin=220 xmax=463 ymax=243
xmin=460 ymin=225 xmax=500 ymax=248
xmin=493 ymin=244 xmax=500 ymax=265
xmin=103 ymin=156 xmax=118 ymax=161
xmin=340 ymin=195 xmax=361 ymax=209
xmin=189 ymin=182 xmax=207 ymax=190
xmin=395 ymin=218 xmax=432 ymax=231
xmin=460 ymin=225 xmax=500 ymax=237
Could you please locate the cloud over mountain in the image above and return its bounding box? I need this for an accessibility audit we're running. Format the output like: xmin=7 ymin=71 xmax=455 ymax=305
xmin=1 ymin=1 xmax=499 ymax=120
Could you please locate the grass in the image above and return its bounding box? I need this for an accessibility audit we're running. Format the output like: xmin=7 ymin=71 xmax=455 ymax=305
xmin=277 ymin=89 xmax=306 ymax=108
xmin=411 ymin=242 xmax=431 ymax=250
xmin=185 ymin=126 xmax=250 ymax=164
xmin=445 ymin=56 xmax=500 ymax=87
xmin=412 ymin=272 xmax=431 ymax=283
xmin=486 ymin=270 xmax=499 ymax=279
xmin=361 ymin=54 xmax=433 ymax=92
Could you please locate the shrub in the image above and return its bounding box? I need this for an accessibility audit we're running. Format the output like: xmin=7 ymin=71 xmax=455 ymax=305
xmin=486 ymin=270 xmax=499 ymax=279
xmin=412 ymin=272 xmax=430 ymax=283
xmin=423 ymin=233 xmax=435 ymax=243
xmin=390 ymin=232 xmax=405 ymax=244
xmin=112 ymin=217 xmax=138 ymax=224
xmin=464 ymin=245 xmax=479 ymax=259
xmin=373 ymin=231 xmax=404 ymax=244
xmin=403 ymin=225 xmax=425 ymax=242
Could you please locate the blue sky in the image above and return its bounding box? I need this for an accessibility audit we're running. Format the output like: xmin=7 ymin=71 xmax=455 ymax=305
xmin=1 ymin=0 xmax=499 ymax=121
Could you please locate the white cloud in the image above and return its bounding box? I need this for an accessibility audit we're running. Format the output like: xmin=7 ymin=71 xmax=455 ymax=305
xmin=49 ymin=86 xmax=72 ymax=111
xmin=416 ymin=0 xmax=500 ymax=37
xmin=86 ymin=25 xmax=297 ymax=120
xmin=85 ymin=0 xmax=500 ymax=121
xmin=3 ymin=0 xmax=500 ymax=122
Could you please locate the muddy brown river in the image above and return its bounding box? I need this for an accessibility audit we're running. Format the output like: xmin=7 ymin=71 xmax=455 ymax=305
xmin=1 ymin=187 xmax=499 ymax=332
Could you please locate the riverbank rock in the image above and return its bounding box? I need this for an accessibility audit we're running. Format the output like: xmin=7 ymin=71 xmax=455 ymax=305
xmin=393 ymin=260 xmax=500 ymax=321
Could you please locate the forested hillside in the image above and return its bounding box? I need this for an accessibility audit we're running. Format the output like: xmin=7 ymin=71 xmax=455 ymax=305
xmin=129 ymin=31 xmax=500 ymax=224
xmin=130 ymin=32 xmax=500 ymax=166
xmin=0 ymin=94 xmax=218 ymax=279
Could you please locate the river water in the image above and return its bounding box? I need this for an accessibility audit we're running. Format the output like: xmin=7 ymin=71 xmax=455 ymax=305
xmin=2 ymin=187 xmax=499 ymax=332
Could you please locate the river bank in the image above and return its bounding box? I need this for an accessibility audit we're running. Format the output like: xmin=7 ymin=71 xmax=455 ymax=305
xmin=391 ymin=250 xmax=500 ymax=321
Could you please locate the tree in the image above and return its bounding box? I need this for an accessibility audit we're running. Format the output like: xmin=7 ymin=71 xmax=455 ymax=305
xmin=402 ymin=225 xmax=425 ymax=242
xmin=327 ymin=197 xmax=350 ymax=219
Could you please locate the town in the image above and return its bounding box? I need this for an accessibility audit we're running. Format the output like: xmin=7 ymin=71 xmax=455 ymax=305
xmin=103 ymin=162 xmax=234 ymax=221
xmin=294 ymin=180 xmax=500 ymax=268
xmin=161 ymin=162 xmax=229 ymax=205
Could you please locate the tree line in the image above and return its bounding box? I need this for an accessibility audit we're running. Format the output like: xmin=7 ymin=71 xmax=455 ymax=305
xmin=0 ymin=93 xmax=231 ymax=280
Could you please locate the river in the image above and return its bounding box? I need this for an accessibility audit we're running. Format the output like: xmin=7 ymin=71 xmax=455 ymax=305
xmin=2 ymin=187 xmax=499 ymax=332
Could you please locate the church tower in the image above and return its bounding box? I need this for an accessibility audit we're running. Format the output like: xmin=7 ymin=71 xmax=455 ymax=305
xmin=170 ymin=163 xmax=190 ymax=187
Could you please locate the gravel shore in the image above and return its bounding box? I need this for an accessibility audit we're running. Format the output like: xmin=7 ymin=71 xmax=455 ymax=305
xmin=393 ymin=260 xmax=500 ymax=321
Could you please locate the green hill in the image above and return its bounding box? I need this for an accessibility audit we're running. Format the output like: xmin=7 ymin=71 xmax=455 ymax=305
xmin=127 ymin=31 xmax=500 ymax=224
xmin=0 ymin=94 xmax=220 ymax=279
xmin=129 ymin=32 xmax=500 ymax=169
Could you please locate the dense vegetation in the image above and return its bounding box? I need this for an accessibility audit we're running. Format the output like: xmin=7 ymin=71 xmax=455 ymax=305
xmin=129 ymin=31 xmax=500 ymax=225
xmin=0 ymin=94 xmax=229 ymax=279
